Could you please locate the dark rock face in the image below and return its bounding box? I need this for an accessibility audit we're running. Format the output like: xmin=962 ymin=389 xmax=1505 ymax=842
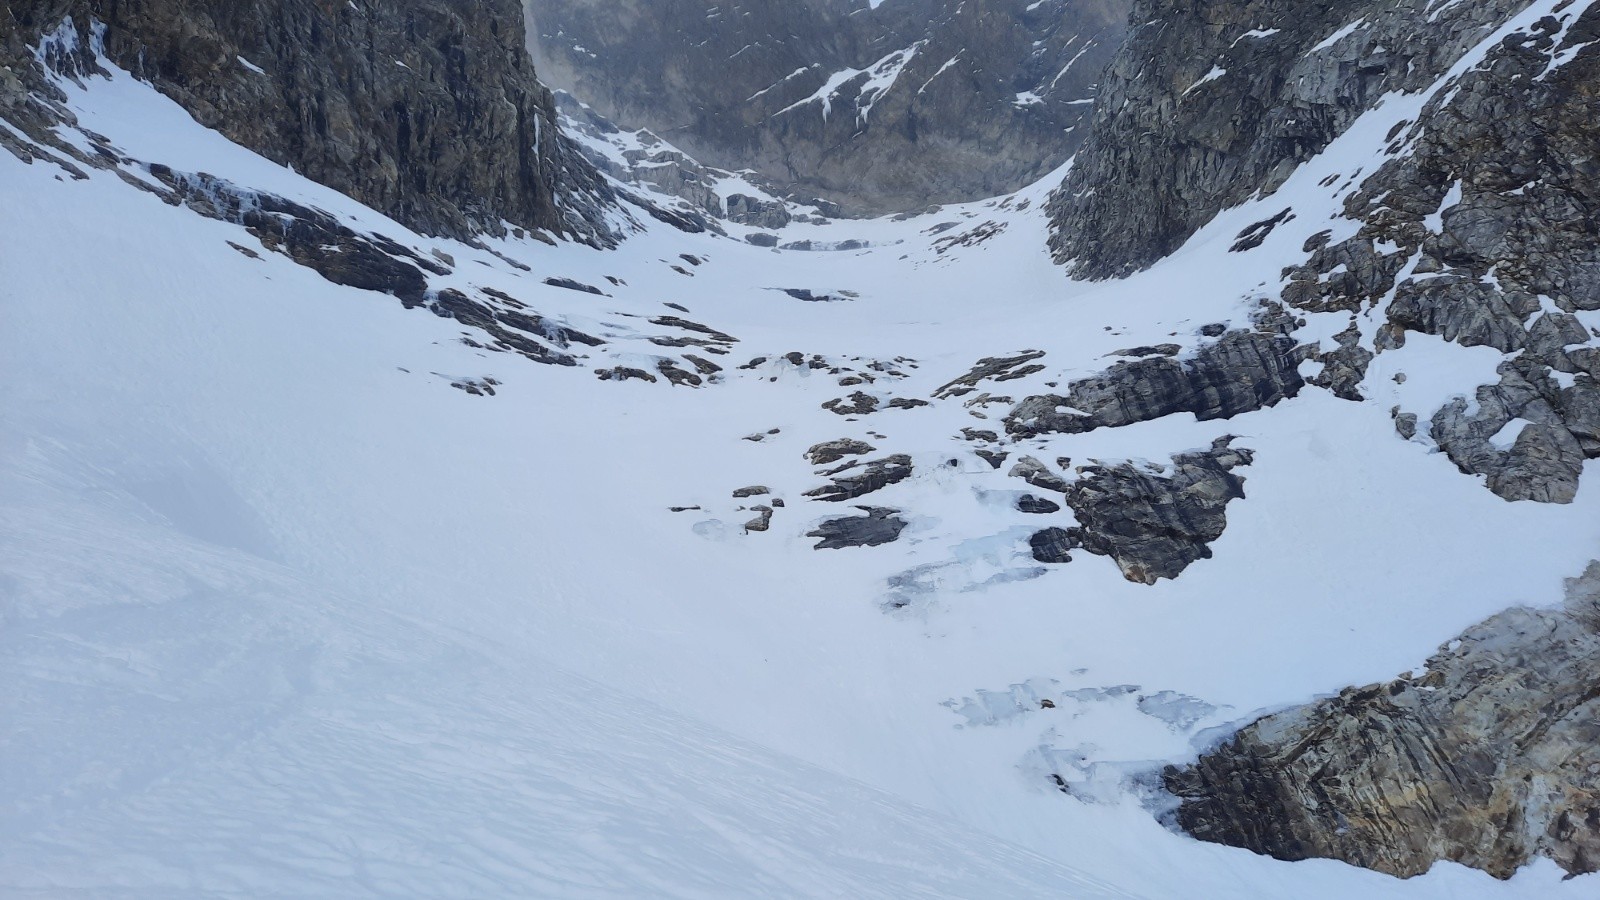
xmin=1430 ymin=362 xmax=1588 ymax=504
xmin=934 ymin=350 xmax=1047 ymax=400
xmin=1165 ymin=561 xmax=1600 ymax=880
xmin=727 ymin=194 xmax=791 ymax=230
xmin=1005 ymin=332 xmax=1304 ymax=439
xmin=527 ymin=0 xmax=1130 ymax=213
xmin=806 ymin=438 xmax=876 ymax=466
xmin=1056 ymin=437 xmax=1252 ymax=584
xmin=743 ymin=505 xmax=774 ymax=533
xmin=806 ymin=455 xmax=914 ymax=502
xmin=1016 ymin=494 xmax=1061 ymax=515
xmin=809 ymin=507 xmax=908 ymax=550
xmin=1009 ymin=456 xmax=1073 ymax=495
xmin=1279 ymin=6 xmax=1600 ymax=504
xmin=1028 ymin=527 xmax=1075 ymax=564
xmin=1048 ymin=0 xmax=1528 ymax=278
xmin=10 ymin=0 xmax=616 ymax=243
xmin=1042 ymin=0 xmax=1599 ymax=508
xmin=824 ymin=391 xmax=881 ymax=416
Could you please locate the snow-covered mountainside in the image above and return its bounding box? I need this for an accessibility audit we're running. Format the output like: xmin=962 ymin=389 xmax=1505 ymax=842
xmin=3 ymin=0 xmax=1600 ymax=897
xmin=525 ymin=0 xmax=1129 ymax=214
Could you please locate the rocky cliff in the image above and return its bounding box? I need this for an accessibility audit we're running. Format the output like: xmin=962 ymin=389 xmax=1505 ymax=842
xmin=5 ymin=0 xmax=616 ymax=244
xmin=1043 ymin=0 xmax=1600 ymax=511
xmin=1286 ymin=4 xmax=1600 ymax=505
xmin=1048 ymin=0 xmax=1533 ymax=279
xmin=525 ymin=0 xmax=1129 ymax=214
xmin=1165 ymin=561 xmax=1600 ymax=879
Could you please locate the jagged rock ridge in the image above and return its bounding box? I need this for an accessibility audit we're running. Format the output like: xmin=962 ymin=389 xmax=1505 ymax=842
xmin=1048 ymin=0 xmax=1535 ymax=278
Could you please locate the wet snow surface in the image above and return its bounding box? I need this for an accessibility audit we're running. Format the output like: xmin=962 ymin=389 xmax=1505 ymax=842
xmin=3 ymin=46 xmax=1598 ymax=899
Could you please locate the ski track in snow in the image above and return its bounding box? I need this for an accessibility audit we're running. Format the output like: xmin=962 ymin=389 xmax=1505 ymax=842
xmin=2 ymin=31 xmax=1597 ymax=900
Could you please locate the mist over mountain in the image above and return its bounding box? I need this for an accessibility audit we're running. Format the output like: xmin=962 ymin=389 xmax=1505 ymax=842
xmin=524 ymin=0 xmax=1129 ymax=213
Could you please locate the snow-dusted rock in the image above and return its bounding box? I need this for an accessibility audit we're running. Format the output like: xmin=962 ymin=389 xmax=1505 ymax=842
xmin=9 ymin=0 xmax=619 ymax=244
xmin=1166 ymin=561 xmax=1600 ymax=879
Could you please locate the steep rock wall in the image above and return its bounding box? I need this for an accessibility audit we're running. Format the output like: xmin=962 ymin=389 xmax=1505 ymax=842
xmin=7 ymin=0 xmax=616 ymax=243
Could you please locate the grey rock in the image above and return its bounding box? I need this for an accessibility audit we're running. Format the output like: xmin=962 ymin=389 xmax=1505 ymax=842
xmin=553 ymin=93 xmax=729 ymax=227
xmin=725 ymin=193 xmax=791 ymax=230
xmin=1306 ymin=323 xmax=1374 ymax=402
xmin=743 ymin=505 xmax=774 ymax=533
xmin=805 ymin=455 xmax=913 ymax=503
xmin=732 ymin=485 xmax=770 ymax=499
xmin=682 ymin=354 xmax=723 ymax=376
xmin=1061 ymin=437 xmax=1253 ymax=585
xmin=1028 ymin=527 xmax=1077 ymax=564
xmin=1006 ymin=331 xmax=1304 ymax=439
xmin=1009 ymin=457 xmax=1072 ymax=495
xmin=543 ymin=276 xmax=606 ymax=296
xmin=1562 ymin=378 xmax=1600 ymax=458
xmin=1049 ymin=0 xmax=1526 ymax=278
xmin=1387 ymin=278 xmax=1529 ymax=353
xmin=655 ymin=360 xmax=704 ymax=388
xmin=823 ymin=391 xmax=881 ymax=416
xmin=779 ymin=288 xmax=853 ymax=304
xmin=934 ymin=350 xmax=1047 ymax=400
xmin=975 ymin=449 xmax=1009 ymax=470
xmin=1164 ymin=560 xmax=1600 ymax=880
xmin=1485 ymin=422 xmax=1587 ymax=505
xmin=649 ymin=316 xmax=738 ymax=347
xmin=116 ymin=165 xmax=601 ymax=372
xmin=809 ymin=507 xmax=908 ymax=550
xmin=1016 ymin=495 xmax=1062 ymax=515
xmin=805 ymin=438 xmax=876 ymax=466
xmin=1392 ymin=408 xmax=1419 ymax=440
xmin=1273 ymin=8 xmax=1600 ymax=503
xmin=1109 ymin=344 xmax=1180 ymax=359
xmin=1429 ymin=362 xmax=1588 ymax=504
xmin=429 ymin=288 xmax=583 ymax=367
xmin=595 ymin=365 xmax=656 ymax=383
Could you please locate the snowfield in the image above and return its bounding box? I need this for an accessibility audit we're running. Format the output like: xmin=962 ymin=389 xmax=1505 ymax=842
xmin=2 ymin=49 xmax=1597 ymax=899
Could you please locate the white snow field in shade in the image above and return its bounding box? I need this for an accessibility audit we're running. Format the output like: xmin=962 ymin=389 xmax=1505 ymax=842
xmin=3 ymin=9 xmax=1598 ymax=896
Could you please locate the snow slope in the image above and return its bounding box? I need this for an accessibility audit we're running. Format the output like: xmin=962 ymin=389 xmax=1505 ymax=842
xmin=3 ymin=43 xmax=1597 ymax=899
xmin=2 ymin=440 xmax=1130 ymax=898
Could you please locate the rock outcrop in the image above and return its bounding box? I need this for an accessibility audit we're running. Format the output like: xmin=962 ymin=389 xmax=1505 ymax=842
xmin=1165 ymin=561 xmax=1600 ymax=879
xmin=1281 ymin=5 xmax=1600 ymax=504
xmin=1043 ymin=0 xmax=1599 ymax=506
xmin=526 ymin=0 xmax=1130 ymax=214
xmin=7 ymin=0 xmax=617 ymax=244
xmin=1029 ymin=437 xmax=1253 ymax=584
xmin=809 ymin=507 xmax=908 ymax=550
xmin=1048 ymin=0 xmax=1531 ymax=278
xmin=805 ymin=455 xmax=914 ymax=503
xmin=806 ymin=439 xmax=876 ymax=466
xmin=1005 ymin=331 xmax=1304 ymax=439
